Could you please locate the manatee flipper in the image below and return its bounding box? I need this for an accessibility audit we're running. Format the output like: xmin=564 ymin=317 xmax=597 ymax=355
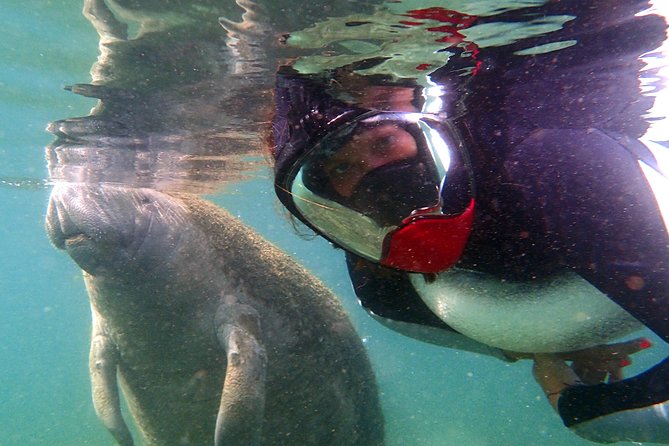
xmin=89 ymin=312 xmax=134 ymax=446
xmin=214 ymin=295 xmax=267 ymax=446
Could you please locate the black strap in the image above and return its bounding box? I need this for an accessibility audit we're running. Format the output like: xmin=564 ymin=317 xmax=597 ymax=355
xmin=559 ymin=356 xmax=669 ymax=427
xmin=345 ymin=252 xmax=454 ymax=330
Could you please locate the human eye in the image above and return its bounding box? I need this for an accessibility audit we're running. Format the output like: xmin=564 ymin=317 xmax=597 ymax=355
xmin=330 ymin=161 xmax=352 ymax=175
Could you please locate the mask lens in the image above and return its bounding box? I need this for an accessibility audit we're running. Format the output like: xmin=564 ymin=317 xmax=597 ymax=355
xmin=288 ymin=113 xmax=470 ymax=264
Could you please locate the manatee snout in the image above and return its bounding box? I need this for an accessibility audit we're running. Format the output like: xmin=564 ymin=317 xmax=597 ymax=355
xmin=46 ymin=183 xmax=157 ymax=274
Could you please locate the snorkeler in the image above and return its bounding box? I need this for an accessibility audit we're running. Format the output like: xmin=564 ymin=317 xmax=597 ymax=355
xmin=269 ymin=0 xmax=669 ymax=443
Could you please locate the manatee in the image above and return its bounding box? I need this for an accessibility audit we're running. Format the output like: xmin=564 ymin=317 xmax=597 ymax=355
xmin=45 ymin=182 xmax=384 ymax=446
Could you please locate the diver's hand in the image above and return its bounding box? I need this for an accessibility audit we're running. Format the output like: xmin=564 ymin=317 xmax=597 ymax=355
xmin=559 ymin=337 xmax=651 ymax=385
xmin=533 ymin=337 xmax=651 ymax=410
xmin=533 ymin=353 xmax=579 ymax=409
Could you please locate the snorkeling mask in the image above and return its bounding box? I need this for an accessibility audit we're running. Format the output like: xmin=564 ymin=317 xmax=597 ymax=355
xmin=275 ymin=110 xmax=475 ymax=274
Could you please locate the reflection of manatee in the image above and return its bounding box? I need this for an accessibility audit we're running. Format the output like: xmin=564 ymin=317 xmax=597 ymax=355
xmin=45 ymin=183 xmax=383 ymax=446
xmin=43 ymin=0 xmax=277 ymax=195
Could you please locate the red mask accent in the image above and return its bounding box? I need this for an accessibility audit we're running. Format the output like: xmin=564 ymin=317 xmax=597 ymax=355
xmin=380 ymin=199 xmax=475 ymax=273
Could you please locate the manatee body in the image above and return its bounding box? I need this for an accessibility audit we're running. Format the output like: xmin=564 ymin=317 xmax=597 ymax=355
xmin=46 ymin=183 xmax=384 ymax=446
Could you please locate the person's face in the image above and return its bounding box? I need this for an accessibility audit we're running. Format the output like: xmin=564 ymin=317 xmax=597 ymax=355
xmin=323 ymin=123 xmax=418 ymax=197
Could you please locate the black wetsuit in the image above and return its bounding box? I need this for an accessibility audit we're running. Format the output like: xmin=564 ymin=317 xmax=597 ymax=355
xmin=274 ymin=0 xmax=669 ymax=442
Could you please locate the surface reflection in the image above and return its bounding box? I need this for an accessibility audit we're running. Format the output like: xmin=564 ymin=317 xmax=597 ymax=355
xmin=46 ymin=0 xmax=274 ymax=193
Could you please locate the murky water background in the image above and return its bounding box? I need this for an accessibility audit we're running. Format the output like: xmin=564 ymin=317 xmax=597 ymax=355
xmin=1 ymin=1 xmax=668 ymax=445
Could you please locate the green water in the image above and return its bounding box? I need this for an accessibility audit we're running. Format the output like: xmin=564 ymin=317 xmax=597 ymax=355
xmin=0 ymin=1 xmax=667 ymax=445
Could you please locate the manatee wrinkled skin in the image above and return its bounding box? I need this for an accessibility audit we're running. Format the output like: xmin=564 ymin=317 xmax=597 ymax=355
xmin=46 ymin=183 xmax=384 ymax=446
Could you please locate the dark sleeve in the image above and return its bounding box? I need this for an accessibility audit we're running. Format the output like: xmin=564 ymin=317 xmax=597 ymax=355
xmin=558 ymin=357 xmax=669 ymax=443
xmin=504 ymin=129 xmax=669 ymax=338
xmin=459 ymin=0 xmax=669 ymax=331
xmin=500 ymin=123 xmax=669 ymax=439
xmin=464 ymin=2 xmax=669 ymax=441
xmin=559 ymin=357 xmax=669 ymax=425
xmin=503 ymin=117 xmax=669 ymax=445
